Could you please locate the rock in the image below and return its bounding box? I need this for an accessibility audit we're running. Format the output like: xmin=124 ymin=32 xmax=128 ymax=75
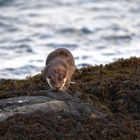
xmin=0 ymin=90 xmax=109 ymax=122
xmin=0 ymin=57 xmax=139 ymax=140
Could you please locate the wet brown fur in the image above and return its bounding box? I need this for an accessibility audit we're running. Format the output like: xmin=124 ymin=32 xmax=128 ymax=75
xmin=43 ymin=48 xmax=76 ymax=90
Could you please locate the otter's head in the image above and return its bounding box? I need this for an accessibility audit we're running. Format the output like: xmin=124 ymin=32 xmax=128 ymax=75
xmin=46 ymin=65 xmax=67 ymax=91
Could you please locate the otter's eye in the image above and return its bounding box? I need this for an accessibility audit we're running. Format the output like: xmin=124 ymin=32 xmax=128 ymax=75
xmin=58 ymin=74 xmax=64 ymax=81
xmin=48 ymin=75 xmax=51 ymax=79
xmin=61 ymin=74 xmax=64 ymax=78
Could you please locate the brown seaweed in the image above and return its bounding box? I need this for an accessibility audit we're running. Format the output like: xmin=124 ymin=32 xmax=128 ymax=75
xmin=0 ymin=57 xmax=140 ymax=139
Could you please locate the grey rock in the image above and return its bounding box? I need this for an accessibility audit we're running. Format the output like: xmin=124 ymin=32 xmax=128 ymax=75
xmin=0 ymin=90 xmax=108 ymax=122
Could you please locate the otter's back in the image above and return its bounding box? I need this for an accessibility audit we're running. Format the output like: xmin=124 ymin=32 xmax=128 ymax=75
xmin=46 ymin=48 xmax=75 ymax=67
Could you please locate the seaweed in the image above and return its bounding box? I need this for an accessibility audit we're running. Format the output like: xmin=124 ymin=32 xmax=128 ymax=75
xmin=0 ymin=57 xmax=140 ymax=139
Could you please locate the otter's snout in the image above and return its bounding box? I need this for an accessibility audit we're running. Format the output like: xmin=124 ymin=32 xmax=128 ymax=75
xmin=46 ymin=77 xmax=67 ymax=91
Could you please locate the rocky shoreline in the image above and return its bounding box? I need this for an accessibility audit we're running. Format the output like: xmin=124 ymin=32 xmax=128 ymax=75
xmin=0 ymin=57 xmax=140 ymax=140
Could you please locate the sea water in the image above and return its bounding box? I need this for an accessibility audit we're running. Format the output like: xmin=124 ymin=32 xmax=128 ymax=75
xmin=0 ymin=0 xmax=140 ymax=79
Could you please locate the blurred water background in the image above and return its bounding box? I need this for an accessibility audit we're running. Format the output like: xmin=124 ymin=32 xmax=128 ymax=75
xmin=0 ymin=0 xmax=140 ymax=79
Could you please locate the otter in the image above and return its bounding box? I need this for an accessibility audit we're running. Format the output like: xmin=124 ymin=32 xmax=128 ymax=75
xmin=43 ymin=48 xmax=76 ymax=91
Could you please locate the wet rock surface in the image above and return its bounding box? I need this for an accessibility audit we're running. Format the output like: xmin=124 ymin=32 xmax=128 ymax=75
xmin=0 ymin=57 xmax=140 ymax=140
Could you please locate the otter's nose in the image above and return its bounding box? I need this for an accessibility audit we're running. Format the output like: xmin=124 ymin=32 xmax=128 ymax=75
xmin=54 ymin=86 xmax=61 ymax=90
xmin=55 ymin=86 xmax=60 ymax=89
